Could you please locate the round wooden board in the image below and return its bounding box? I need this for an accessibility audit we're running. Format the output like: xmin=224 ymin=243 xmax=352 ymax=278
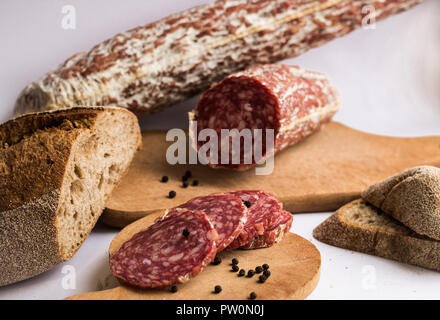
xmin=67 ymin=211 xmax=321 ymax=300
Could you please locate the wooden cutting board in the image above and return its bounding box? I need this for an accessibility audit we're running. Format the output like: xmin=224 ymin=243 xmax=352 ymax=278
xmin=102 ymin=122 xmax=440 ymax=228
xmin=67 ymin=210 xmax=321 ymax=300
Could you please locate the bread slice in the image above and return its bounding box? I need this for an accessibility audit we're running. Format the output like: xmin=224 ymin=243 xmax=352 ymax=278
xmin=362 ymin=166 xmax=440 ymax=240
xmin=313 ymin=199 xmax=440 ymax=271
xmin=0 ymin=107 xmax=141 ymax=286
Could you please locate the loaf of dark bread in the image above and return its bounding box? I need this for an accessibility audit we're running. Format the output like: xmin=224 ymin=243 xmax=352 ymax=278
xmin=0 ymin=107 xmax=141 ymax=286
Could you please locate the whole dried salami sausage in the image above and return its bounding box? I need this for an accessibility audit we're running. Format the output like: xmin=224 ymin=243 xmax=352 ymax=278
xmin=190 ymin=64 xmax=340 ymax=170
xmin=15 ymin=0 xmax=420 ymax=116
xmin=161 ymin=194 xmax=247 ymax=251
xmin=110 ymin=209 xmax=218 ymax=288
xmin=241 ymin=210 xmax=293 ymax=249
xmin=226 ymin=190 xmax=283 ymax=250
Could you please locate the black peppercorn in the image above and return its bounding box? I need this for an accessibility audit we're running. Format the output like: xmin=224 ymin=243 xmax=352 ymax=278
xmin=249 ymin=292 xmax=257 ymax=300
xmin=212 ymin=256 xmax=222 ymax=265
xmin=255 ymin=266 xmax=263 ymax=274
xmin=263 ymin=270 xmax=271 ymax=278
xmin=184 ymin=170 xmax=192 ymax=178
xmin=238 ymin=269 xmax=245 ymax=277
xmin=243 ymin=200 xmax=252 ymax=208
xmin=262 ymin=264 xmax=269 ymax=270
xmin=231 ymin=258 xmax=239 ymax=265
xmin=182 ymin=229 xmax=190 ymax=237
xmin=231 ymin=265 xmax=239 ymax=272
xmin=214 ymin=285 xmax=222 ymax=294
xmin=192 ymin=180 xmax=199 ymax=186
xmin=170 ymin=285 xmax=178 ymax=293
xmin=258 ymin=275 xmax=267 ymax=283
xmin=182 ymin=182 xmax=188 ymax=188
xmin=182 ymin=175 xmax=188 ymax=182
xmin=247 ymin=270 xmax=255 ymax=277
xmin=161 ymin=176 xmax=169 ymax=183
xmin=168 ymin=190 xmax=176 ymax=198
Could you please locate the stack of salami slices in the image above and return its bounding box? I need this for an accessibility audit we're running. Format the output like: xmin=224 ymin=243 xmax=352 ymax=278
xmin=110 ymin=190 xmax=292 ymax=289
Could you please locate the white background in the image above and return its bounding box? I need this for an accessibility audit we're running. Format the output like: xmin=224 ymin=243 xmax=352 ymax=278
xmin=0 ymin=0 xmax=439 ymax=300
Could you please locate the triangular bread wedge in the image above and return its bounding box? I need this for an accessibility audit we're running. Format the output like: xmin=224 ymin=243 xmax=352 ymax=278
xmin=362 ymin=166 xmax=440 ymax=240
xmin=313 ymin=199 xmax=440 ymax=271
xmin=0 ymin=107 xmax=141 ymax=286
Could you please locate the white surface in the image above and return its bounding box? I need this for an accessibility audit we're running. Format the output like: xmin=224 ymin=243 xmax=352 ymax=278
xmin=0 ymin=0 xmax=439 ymax=300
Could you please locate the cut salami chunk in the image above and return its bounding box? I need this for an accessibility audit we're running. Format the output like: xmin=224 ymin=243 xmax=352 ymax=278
xmin=241 ymin=210 xmax=293 ymax=249
xmin=110 ymin=209 xmax=218 ymax=289
xmin=161 ymin=194 xmax=247 ymax=251
xmin=226 ymin=190 xmax=283 ymax=250
xmin=190 ymin=64 xmax=340 ymax=170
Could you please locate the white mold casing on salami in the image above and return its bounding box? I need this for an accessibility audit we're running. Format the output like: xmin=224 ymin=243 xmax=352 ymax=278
xmin=15 ymin=0 xmax=421 ymax=115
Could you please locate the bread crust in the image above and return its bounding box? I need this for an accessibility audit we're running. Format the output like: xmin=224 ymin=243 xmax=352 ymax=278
xmin=313 ymin=199 xmax=440 ymax=272
xmin=362 ymin=166 xmax=440 ymax=240
xmin=0 ymin=106 xmax=141 ymax=286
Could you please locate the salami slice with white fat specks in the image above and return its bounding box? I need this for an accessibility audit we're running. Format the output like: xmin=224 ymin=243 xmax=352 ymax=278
xmin=190 ymin=64 xmax=340 ymax=170
xmin=241 ymin=210 xmax=293 ymax=249
xmin=110 ymin=209 xmax=218 ymax=289
xmin=225 ymin=190 xmax=283 ymax=250
xmin=160 ymin=194 xmax=247 ymax=251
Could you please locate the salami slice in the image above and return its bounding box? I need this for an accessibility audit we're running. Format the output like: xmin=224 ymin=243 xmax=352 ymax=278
xmin=190 ymin=64 xmax=340 ymax=170
xmin=161 ymin=194 xmax=247 ymax=251
xmin=241 ymin=210 xmax=293 ymax=250
xmin=110 ymin=209 xmax=218 ymax=289
xmin=226 ymin=190 xmax=283 ymax=250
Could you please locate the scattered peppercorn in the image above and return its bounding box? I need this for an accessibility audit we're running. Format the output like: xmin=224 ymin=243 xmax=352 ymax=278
xmin=255 ymin=266 xmax=263 ymax=274
xmin=184 ymin=170 xmax=192 ymax=178
xmin=170 ymin=285 xmax=178 ymax=293
xmin=168 ymin=190 xmax=176 ymax=198
xmin=161 ymin=176 xmax=169 ymax=183
xmin=247 ymin=270 xmax=255 ymax=278
xmin=263 ymin=270 xmax=271 ymax=278
xmin=262 ymin=264 xmax=269 ymax=270
xmin=232 ymin=258 xmax=239 ymax=265
xmin=243 ymin=200 xmax=252 ymax=208
xmin=192 ymin=180 xmax=199 ymax=186
xmin=182 ymin=229 xmax=190 ymax=237
xmin=249 ymin=292 xmax=257 ymax=300
xmin=231 ymin=265 xmax=239 ymax=272
xmin=212 ymin=256 xmax=222 ymax=265
xmin=182 ymin=182 xmax=188 ymax=188
xmin=182 ymin=175 xmax=188 ymax=182
xmin=258 ymin=275 xmax=267 ymax=283
xmin=214 ymin=285 xmax=222 ymax=294
xmin=238 ymin=269 xmax=245 ymax=277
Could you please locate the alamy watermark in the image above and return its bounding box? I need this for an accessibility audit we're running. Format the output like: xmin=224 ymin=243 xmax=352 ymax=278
xmin=362 ymin=5 xmax=376 ymax=30
xmin=361 ymin=265 xmax=377 ymax=290
xmin=166 ymin=121 xmax=275 ymax=175
xmin=61 ymin=265 xmax=76 ymax=290
xmin=61 ymin=5 xmax=76 ymax=30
